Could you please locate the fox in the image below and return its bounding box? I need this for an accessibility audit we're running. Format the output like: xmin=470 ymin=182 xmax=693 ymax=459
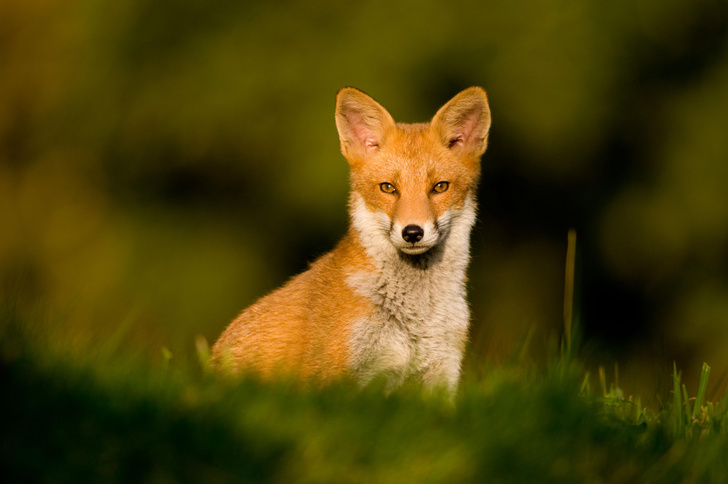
xmin=212 ymin=86 xmax=491 ymax=393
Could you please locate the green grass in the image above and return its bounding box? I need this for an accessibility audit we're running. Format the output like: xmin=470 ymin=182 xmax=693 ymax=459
xmin=3 ymin=302 xmax=728 ymax=483
xmin=3 ymin=232 xmax=728 ymax=482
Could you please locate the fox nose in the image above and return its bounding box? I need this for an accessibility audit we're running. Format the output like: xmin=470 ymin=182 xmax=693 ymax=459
xmin=402 ymin=224 xmax=424 ymax=243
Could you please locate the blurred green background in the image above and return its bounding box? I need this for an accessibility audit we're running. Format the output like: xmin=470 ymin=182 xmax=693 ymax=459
xmin=2 ymin=0 xmax=727 ymax=391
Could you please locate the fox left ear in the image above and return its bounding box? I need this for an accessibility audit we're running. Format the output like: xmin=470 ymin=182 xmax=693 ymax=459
xmin=431 ymin=87 xmax=491 ymax=157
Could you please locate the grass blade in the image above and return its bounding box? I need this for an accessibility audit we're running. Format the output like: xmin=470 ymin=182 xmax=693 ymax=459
xmin=673 ymin=362 xmax=683 ymax=437
xmin=195 ymin=335 xmax=212 ymax=373
xmin=599 ymin=366 xmax=608 ymax=398
xmin=693 ymin=362 xmax=711 ymax=420
xmin=682 ymin=384 xmax=691 ymax=425
xmin=562 ymin=229 xmax=577 ymax=359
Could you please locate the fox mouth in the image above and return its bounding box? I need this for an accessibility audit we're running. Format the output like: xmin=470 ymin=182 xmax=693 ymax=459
xmin=399 ymin=244 xmax=433 ymax=255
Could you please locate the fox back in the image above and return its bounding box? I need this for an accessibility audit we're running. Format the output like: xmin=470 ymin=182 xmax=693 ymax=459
xmin=212 ymin=87 xmax=491 ymax=393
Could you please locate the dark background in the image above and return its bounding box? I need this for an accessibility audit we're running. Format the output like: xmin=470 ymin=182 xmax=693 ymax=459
xmin=2 ymin=0 xmax=727 ymax=394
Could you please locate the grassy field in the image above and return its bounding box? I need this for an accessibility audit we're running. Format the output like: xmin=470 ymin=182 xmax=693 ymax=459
xmin=3 ymin=300 xmax=728 ymax=484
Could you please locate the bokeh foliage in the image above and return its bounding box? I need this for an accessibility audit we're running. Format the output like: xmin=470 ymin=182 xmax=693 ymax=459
xmin=1 ymin=0 xmax=728 ymax=388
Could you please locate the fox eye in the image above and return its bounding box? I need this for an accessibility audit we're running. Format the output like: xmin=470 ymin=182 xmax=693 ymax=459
xmin=433 ymin=181 xmax=449 ymax=193
xmin=380 ymin=182 xmax=397 ymax=194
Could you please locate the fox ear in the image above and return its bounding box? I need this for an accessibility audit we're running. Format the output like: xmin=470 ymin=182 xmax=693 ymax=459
xmin=431 ymin=87 xmax=491 ymax=157
xmin=335 ymin=87 xmax=396 ymax=163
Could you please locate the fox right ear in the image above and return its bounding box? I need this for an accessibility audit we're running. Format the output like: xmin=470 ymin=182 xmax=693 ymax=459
xmin=335 ymin=88 xmax=396 ymax=163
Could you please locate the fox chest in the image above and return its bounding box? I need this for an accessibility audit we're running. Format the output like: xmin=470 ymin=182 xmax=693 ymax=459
xmin=346 ymin=265 xmax=469 ymax=383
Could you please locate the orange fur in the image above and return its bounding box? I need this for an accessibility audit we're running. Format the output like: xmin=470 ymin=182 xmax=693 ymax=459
xmin=212 ymin=229 xmax=373 ymax=379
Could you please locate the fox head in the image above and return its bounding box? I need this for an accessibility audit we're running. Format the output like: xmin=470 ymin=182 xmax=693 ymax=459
xmin=335 ymin=87 xmax=491 ymax=257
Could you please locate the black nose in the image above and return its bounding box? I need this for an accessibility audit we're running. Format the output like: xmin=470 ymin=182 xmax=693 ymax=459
xmin=402 ymin=224 xmax=424 ymax=243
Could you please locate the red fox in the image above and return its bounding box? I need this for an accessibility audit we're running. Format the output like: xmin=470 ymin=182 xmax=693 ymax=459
xmin=212 ymin=87 xmax=491 ymax=393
